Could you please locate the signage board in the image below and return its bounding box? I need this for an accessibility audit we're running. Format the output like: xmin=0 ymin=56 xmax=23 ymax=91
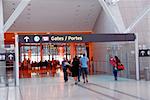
xmin=0 ymin=53 xmax=6 ymax=61
xmin=19 ymin=33 xmax=136 ymax=43
xmin=0 ymin=53 xmax=15 ymax=61
xmin=5 ymin=53 xmax=15 ymax=61
xmin=139 ymin=49 xmax=150 ymax=57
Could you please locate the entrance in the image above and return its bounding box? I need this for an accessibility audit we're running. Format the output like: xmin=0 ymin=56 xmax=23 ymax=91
xmin=19 ymin=42 xmax=90 ymax=78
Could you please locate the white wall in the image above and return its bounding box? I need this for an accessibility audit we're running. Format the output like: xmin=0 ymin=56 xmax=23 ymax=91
xmin=92 ymin=8 xmax=116 ymax=74
xmin=92 ymin=5 xmax=136 ymax=78
xmin=93 ymin=9 xmax=116 ymax=33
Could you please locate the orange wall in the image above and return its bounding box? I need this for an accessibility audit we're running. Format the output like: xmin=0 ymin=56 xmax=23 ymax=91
xmin=4 ymin=33 xmax=15 ymax=44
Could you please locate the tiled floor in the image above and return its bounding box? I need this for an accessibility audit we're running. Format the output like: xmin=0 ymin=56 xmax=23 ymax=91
xmin=0 ymin=74 xmax=150 ymax=100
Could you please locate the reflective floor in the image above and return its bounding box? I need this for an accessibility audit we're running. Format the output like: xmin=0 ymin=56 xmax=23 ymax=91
xmin=0 ymin=74 xmax=150 ymax=100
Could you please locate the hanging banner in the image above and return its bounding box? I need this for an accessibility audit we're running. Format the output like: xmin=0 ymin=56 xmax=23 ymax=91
xmin=18 ymin=33 xmax=136 ymax=43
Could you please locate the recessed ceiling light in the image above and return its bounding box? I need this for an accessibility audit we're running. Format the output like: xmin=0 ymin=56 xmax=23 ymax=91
xmin=28 ymin=4 xmax=31 ymax=6
xmin=12 ymin=8 xmax=15 ymax=10
xmin=12 ymin=3 xmax=15 ymax=5
xmin=77 ymin=5 xmax=80 ymax=7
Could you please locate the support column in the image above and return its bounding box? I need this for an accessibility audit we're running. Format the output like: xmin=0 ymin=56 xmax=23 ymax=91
xmin=28 ymin=49 xmax=32 ymax=61
xmin=89 ymin=43 xmax=93 ymax=60
xmin=15 ymin=34 xmax=19 ymax=86
xmin=70 ymin=43 xmax=76 ymax=60
xmin=40 ymin=43 xmax=43 ymax=62
xmin=0 ymin=0 xmax=4 ymax=49
xmin=135 ymin=33 xmax=140 ymax=80
xmin=0 ymin=0 xmax=6 ymax=84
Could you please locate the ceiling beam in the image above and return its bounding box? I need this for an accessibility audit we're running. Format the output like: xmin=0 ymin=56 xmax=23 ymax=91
xmin=98 ymin=0 xmax=123 ymax=32
xmin=124 ymin=6 xmax=150 ymax=33
xmin=3 ymin=0 xmax=31 ymax=33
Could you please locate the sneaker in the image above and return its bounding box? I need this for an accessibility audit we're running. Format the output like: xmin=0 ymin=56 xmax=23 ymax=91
xmin=75 ymin=82 xmax=78 ymax=85
xmin=65 ymin=80 xmax=68 ymax=82
xmin=86 ymin=80 xmax=88 ymax=83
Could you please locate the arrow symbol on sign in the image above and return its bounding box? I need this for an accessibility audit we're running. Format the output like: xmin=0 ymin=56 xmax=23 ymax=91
xmin=8 ymin=54 xmax=13 ymax=60
xmin=24 ymin=36 xmax=30 ymax=42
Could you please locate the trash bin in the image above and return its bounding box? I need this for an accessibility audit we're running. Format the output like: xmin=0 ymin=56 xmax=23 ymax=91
xmin=144 ymin=67 xmax=150 ymax=81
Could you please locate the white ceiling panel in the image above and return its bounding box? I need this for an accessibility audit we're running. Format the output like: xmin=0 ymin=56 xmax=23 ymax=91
xmin=3 ymin=0 xmax=101 ymax=32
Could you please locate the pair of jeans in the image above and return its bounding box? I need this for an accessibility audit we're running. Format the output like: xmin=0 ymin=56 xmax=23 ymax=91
xmin=63 ymin=68 xmax=68 ymax=82
xmin=113 ymin=68 xmax=118 ymax=80
xmin=81 ymin=68 xmax=88 ymax=81
xmin=78 ymin=68 xmax=81 ymax=81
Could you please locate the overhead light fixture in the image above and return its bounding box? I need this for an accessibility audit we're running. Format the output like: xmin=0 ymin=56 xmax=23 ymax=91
xmin=28 ymin=3 xmax=31 ymax=6
xmin=77 ymin=5 xmax=80 ymax=7
xmin=12 ymin=3 xmax=15 ymax=5
xmin=104 ymin=0 xmax=120 ymax=5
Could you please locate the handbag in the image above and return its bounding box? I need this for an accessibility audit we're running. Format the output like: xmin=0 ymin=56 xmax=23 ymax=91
xmin=117 ymin=63 xmax=125 ymax=71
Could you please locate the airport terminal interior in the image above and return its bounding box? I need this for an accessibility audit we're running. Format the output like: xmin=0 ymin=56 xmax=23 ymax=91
xmin=0 ymin=0 xmax=150 ymax=100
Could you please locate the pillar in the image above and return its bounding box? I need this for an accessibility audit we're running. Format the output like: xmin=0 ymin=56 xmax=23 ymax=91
xmin=0 ymin=0 xmax=5 ymax=84
xmin=40 ymin=43 xmax=43 ymax=61
xmin=70 ymin=43 xmax=76 ymax=60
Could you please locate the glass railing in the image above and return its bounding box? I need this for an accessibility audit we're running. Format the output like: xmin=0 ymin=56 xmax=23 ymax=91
xmin=91 ymin=60 xmax=137 ymax=79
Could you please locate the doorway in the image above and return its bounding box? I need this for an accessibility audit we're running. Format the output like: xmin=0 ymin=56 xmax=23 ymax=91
xmin=19 ymin=42 xmax=90 ymax=78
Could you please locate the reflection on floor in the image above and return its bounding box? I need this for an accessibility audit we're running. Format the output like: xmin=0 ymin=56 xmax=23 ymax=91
xmin=0 ymin=75 xmax=150 ymax=100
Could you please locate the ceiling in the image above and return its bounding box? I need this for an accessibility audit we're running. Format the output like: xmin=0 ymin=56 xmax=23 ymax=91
xmin=3 ymin=0 xmax=102 ymax=32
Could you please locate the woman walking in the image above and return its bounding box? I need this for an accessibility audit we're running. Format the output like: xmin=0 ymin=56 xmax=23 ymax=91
xmin=110 ymin=56 xmax=121 ymax=81
xmin=72 ymin=56 xmax=80 ymax=85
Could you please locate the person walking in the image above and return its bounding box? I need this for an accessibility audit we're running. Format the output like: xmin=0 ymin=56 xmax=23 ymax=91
xmin=71 ymin=56 xmax=80 ymax=85
xmin=62 ymin=58 xmax=68 ymax=82
xmin=78 ymin=56 xmax=81 ymax=82
xmin=110 ymin=56 xmax=121 ymax=81
xmin=80 ymin=54 xmax=89 ymax=83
